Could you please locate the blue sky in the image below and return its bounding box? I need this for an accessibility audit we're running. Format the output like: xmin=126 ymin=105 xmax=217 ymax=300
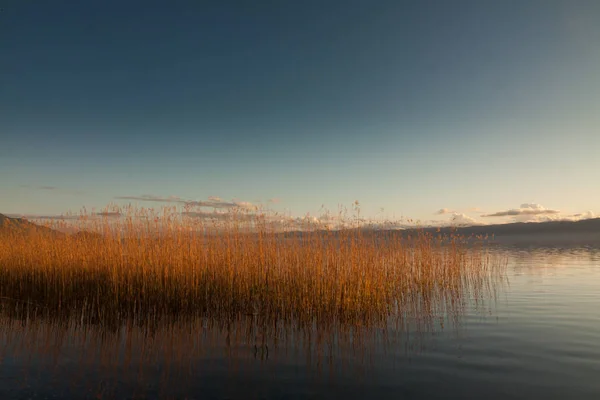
xmin=2 ymin=0 xmax=599 ymax=225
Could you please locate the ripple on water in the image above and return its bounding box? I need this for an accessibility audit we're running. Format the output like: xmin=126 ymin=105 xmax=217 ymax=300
xmin=0 ymin=245 xmax=599 ymax=399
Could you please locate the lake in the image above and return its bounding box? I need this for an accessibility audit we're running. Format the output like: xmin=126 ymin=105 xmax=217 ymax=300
xmin=1 ymin=245 xmax=599 ymax=399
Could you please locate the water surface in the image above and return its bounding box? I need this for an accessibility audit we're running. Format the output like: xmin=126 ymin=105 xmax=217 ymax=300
xmin=1 ymin=245 xmax=599 ymax=399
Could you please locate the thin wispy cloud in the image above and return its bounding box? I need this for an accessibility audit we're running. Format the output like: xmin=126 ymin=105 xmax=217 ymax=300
xmin=435 ymin=208 xmax=454 ymax=215
xmin=19 ymin=185 xmax=84 ymax=195
xmin=93 ymin=212 xmax=122 ymax=217
xmin=17 ymin=214 xmax=82 ymax=220
xmin=429 ymin=205 xmax=598 ymax=226
xmin=482 ymin=203 xmax=560 ymax=218
xmin=182 ymin=210 xmax=257 ymax=222
xmin=114 ymin=195 xmax=183 ymax=203
xmin=115 ymin=195 xmax=259 ymax=210
xmin=185 ymin=199 xmax=258 ymax=210
xmin=18 ymin=212 xmax=122 ymax=221
xmin=478 ymin=203 xmax=600 ymax=223
xmin=513 ymin=214 xmax=562 ymax=223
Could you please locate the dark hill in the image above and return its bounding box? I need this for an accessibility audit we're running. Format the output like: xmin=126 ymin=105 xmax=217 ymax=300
xmin=398 ymin=218 xmax=600 ymax=245
xmin=0 ymin=213 xmax=63 ymax=236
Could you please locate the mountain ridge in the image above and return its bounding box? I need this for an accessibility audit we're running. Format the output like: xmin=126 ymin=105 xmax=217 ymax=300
xmin=1 ymin=213 xmax=599 ymax=244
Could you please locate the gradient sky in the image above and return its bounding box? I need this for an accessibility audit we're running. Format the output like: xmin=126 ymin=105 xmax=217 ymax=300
xmin=2 ymin=0 xmax=599 ymax=224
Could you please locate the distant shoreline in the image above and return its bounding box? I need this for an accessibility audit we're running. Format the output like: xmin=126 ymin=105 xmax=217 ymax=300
xmin=3 ymin=213 xmax=600 ymax=245
xmin=397 ymin=218 xmax=600 ymax=245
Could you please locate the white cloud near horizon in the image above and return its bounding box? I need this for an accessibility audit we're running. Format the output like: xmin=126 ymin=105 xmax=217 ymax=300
xmin=512 ymin=211 xmax=598 ymax=223
xmin=436 ymin=207 xmax=485 ymax=216
xmin=435 ymin=208 xmax=454 ymax=215
xmin=482 ymin=203 xmax=560 ymax=218
xmin=450 ymin=213 xmax=482 ymax=226
xmin=480 ymin=204 xmax=599 ymax=223
xmin=572 ymin=211 xmax=596 ymax=219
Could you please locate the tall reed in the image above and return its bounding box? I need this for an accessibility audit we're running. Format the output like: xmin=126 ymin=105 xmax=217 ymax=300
xmin=0 ymin=205 xmax=504 ymax=331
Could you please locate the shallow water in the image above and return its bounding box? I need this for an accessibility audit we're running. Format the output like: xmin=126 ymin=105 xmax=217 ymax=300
xmin=1 ymin=245 xmax=599 ymax=399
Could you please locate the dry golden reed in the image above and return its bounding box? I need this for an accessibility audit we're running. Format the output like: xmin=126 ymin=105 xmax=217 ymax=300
xmin=0 ymin=205 xmax=504 ymax=331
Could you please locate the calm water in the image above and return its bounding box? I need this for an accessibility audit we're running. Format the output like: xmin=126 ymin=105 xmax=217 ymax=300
xmin=1 ymin=245 xmax=599 ymax=399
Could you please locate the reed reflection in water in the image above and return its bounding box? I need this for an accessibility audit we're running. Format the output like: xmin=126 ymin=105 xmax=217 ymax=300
xmin=0 ymin=207 xmax=506 ymax=397
xmin=0 ymin=254 xmax=505 ymax=398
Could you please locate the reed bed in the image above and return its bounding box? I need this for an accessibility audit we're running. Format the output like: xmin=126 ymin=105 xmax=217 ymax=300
xmin=0 ymin=205 xmax=505 ymax=331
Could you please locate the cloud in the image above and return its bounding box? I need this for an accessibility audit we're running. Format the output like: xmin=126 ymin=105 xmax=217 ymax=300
xmin=182 ymin=209 xmax=385 ymax=231
xmin=182 ymin=210 xmax=258 ymax=222
xmin=436 ymin=208 xmax=485 ymax=216
xmin=181 ymin=210 xmax=323 ymax=230
xmin=268 ymin=198 xmax=281 ymax=204
xmin=423 ymin=211 xmax=486 ymax=228
xmin=435 ymin=208 xmax=454 ymax=215
xmin=185 ymin=199 xmax=258 ymax=210
xmin=19 ymin=185 xmax=84 ymax=195
xmin=93 ymin=212 xmax=122 ymax=218
xmin=115 ymin=195 xmax=183 ymax=203
xmin=539 ymin=211 xmax=598 ymax=223
xmin=17 ymin=214 xmax=82 ymax=220
xmin=571 ymin=211 xmax=596 ymax=220
xmin=115 ymin=195 xmax=258 ymax=210
xmin=482 ymin=203 xmax=560 ymax=218
xmin=478 ymin=204 xmax=600 ymax=223
xmin=450 ymin=213 xmax=481 ymax=226
xmin=230 ymin=200 xmax=259 ymax=211
xmin=513 ymin=211 xmax=598 ymax=223
xmin=513 ymin=214 xmax=563 ymax=223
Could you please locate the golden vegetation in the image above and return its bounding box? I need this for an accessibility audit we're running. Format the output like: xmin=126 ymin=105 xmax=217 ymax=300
xmin=0 ymin=205 xmax=506 ymax=395
xmin=0 ymin=205 xmax=504 ymax=331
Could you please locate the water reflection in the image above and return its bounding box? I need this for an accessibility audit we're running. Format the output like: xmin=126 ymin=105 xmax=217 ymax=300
xmin=0 ymin=251 xmax=508 ymax=398
xmin=4 ymin=246 xmax=599 ymax=398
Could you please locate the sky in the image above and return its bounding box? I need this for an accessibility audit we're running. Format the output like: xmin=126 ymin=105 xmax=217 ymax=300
xmin=1 ymin=0 xmax=599 ymax=226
